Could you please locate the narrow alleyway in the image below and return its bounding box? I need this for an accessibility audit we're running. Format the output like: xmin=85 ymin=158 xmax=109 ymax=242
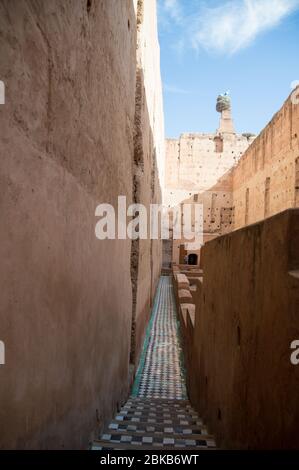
xmin=92 ymin=277 xmax=216 ymax=450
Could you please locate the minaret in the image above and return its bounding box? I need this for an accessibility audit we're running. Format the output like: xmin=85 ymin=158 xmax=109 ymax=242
xmin=216 ymin=92 xmax=235 ymax=134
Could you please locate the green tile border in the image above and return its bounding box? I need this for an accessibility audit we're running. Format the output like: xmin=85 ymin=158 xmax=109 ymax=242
xmin=131 ymin=278 xmax=162 ymax=397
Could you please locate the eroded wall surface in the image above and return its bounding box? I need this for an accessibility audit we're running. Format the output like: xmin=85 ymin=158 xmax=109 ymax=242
xmin=233 ymin=88 xmax=299 ymax=229
xmin=189 ymin=209 xmax=299 ymax=448
xmin=165 ymin=133 xmax=251 ymax=203
xmin=164 ymin=132 xmax=253 ymax=264
xmin=0 ymin=0 xmax=163 ymax=449
xmin=130 ymin=0 xmax=164 ymax=366
xmin=170 ymin=172 xmax=235 ymax=265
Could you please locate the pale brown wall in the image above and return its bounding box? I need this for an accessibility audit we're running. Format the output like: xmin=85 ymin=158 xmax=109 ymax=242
xmin=129 ymin=0 xmax=164 ymax=367
xmin=164 ymin=132 xmax=253 ymax=203
xmin=189 ymin=209 xmax=299 ymax=449
xmin=164 ymin=131 xmax=253 ymax=264
xmin=162 ymin=239 xmax=172 ymax=268
xmin=233 ymin=89 xmax=299 ymax=229
xmin=0 ymin=0 xmax=163 ymax=449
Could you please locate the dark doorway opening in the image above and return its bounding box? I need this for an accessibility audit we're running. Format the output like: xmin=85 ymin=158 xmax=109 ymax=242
xmin=188 ymin=253 xmax=198 ymax=265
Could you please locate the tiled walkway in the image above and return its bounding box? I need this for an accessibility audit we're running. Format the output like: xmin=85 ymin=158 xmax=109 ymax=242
xmin=133 ymin=276 xmax=187 ymax=399
xmin=92 ymin=276 xmax=216 ymax=450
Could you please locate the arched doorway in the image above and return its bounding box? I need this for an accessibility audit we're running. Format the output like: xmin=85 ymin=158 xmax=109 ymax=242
xmin=188 ymin=253 xmax=198 ymax=265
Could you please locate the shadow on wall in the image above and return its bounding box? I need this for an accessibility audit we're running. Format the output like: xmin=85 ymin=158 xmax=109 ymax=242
xmin=169 ymin=166 xmax=236 ymax=266
xmin=129 ymin=65 xmax=162 ymax=374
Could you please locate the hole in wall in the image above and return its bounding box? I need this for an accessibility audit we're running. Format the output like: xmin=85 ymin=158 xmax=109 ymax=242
xmin=128 ymin=19 xmax=130 ymax=30
xmin=217 ymin=408 xmax=222 ymax=421
xmin=87 ymin=0 xmax=92 ymax=14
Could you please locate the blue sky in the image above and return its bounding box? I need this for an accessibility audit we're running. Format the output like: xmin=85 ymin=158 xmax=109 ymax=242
xmin=158 ymin=0 xmax=299 ymax=138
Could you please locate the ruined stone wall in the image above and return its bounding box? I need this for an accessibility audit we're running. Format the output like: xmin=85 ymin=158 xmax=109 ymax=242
xmin=0 ymin=0 xmax=163 ymax=449
xmin=171 ymin=172 xmax=234 ymax=265
xmin=165 ymin=132 xmax=252 ymax=200
xmin=165 ymin=88 xmax=299 ymax=265
xmin=233 ymin=89 xmax=299 ymax=229
xmin=162 ymin=239 xmax=173 ymax=268
xmin=189 ymin=209 xmax=299 ymax=449
xmin=164 ymin=132 xmax=253 ymax=264
xmin=130 ymin=0 xmax=164 ymax=367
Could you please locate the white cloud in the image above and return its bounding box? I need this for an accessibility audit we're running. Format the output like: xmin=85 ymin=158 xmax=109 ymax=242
xmin=163 ymin=84 xmax=189 ymax=94
xmin=171 ymin=37 xmax=185 ymax=59
xmin=164 ymin=0 xmax=182 ymax=22
xmin=158 ymin=0 xmax=183 ymax=31
xmin=191 ymin=0 xmax=299 ymax=55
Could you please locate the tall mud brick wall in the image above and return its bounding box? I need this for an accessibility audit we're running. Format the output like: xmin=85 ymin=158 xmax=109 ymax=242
xmin=0 ymin=0 xmax=164 ymax=449
xmin=233 ymin=88 xmax=299 ymax=228
xmin=129 ymin=0 xmax=164 ymax=370
xmin=189 ymin=209 xmax=299 ymax=449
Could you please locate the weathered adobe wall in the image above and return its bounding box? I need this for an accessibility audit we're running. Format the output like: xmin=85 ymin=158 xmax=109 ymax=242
xmin=233 ymin=88 xmax=299 ymax=229
xmin=162 ymin=239 xmax=173 ymax=268
xmin=189 ymin=209 xmax=299 ymax=449
xmin=0 ymin=0 xmax=163 ymax=449
xmin=164 ymin=132 xmax=253 ymax=265
xmin=130 ymin=0 xmax=164 ymax=367
xmin=167 ymin=89 xmax=299 ymax=266
xmin=171 ymin=171 xmax=234 ymax=265
xmin=164 ymin=132 xmax=253 ymax=208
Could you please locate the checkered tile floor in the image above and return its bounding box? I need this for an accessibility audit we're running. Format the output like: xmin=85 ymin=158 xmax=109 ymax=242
xmin=91 ymin=276 xmax=216 ymax=450
xmin=135 ymin=276 xmax=187 ymax=399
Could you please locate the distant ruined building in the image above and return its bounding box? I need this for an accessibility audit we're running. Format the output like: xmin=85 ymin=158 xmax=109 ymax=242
xmin=163 ymin=87 xmax=299 ymax=267
xmin=163 ymin=93 xmax=255 ymax=266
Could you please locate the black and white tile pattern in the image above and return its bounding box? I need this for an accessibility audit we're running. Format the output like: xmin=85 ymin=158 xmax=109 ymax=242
xmin=91 ymin=276 xmax=216 ymax=450
xmin=137 ymin=276 xmax=187 ymax=399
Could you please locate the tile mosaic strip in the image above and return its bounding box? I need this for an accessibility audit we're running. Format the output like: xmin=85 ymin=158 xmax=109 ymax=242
xmin=92 ymin=276 xmax=217 ymax=450
xmin=133 ymin=276 xmax=187 ymax=399
xmin=99 ymin=433 xmax=215 ymax=448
